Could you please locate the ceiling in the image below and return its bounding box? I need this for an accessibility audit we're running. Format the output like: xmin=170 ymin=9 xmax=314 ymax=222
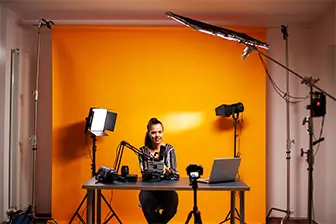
xmin=0 ymin=0 xmax=335 ymax=26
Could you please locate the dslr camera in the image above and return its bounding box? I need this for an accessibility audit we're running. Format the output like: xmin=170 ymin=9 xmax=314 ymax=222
xmin=186 ymin=164 xmax=203 ymax=180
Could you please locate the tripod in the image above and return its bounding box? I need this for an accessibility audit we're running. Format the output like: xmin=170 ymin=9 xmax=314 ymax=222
xmin=266 ymin=25 xmax=294 ymax=223
xmin=69 ymin=135 xmax=122 ymax=224
xmin=219 ymin=112 xmax=245 ymax=224
xmin=185 ymin=178 xmax=202 ymax=224
xmin=27 ymin=18 xmax=58 ymax=224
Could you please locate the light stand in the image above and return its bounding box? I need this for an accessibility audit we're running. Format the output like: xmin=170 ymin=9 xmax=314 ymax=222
xmin=233 ymin=112 xmax=239 ymax=158
xmin=266 ymin=25 xmax=294 ymax=223
xmin=165 ymin=11 xmax=336 ymax=224
xmin=69 ymin=108 xmax=122 ymax=224
xmin=252 ymin=46 xmax=333 ymax=224
xmin=219 ymin=112 xmax=245 ymax=224
xmin=28 ymin=18 xmax=58 ymax=224
xmin=69 ymin=134 xmax=122 ymax=224
xmin=185 ymin=178 xmax=202 ymax=224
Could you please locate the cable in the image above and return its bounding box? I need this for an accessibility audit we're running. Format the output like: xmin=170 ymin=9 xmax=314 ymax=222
xmin=257 ymin=53 xmax=309 ymax=103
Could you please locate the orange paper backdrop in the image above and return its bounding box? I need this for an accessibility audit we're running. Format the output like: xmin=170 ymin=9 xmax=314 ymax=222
xmin=52 ymin=25 xmax=266 ymax=224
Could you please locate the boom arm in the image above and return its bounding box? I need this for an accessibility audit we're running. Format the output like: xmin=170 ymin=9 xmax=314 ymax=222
xmin=113 ymin=140 xmax=152 ymax=173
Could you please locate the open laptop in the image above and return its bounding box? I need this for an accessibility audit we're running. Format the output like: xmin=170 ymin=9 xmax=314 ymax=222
xmin=197 ymin=157 xmax=241 ymax=184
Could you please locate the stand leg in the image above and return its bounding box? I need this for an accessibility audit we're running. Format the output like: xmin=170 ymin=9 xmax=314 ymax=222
xmin=219 ymin=191 xmax=246 ymax=224
xmin=185 ymin=180 xmax=202 ymax=224
xmin=101 ymin=193 xmax=123 ymax=224
xmin=194 ymin=210 xmax=202 ymax=224
xmin=185 ymin=211 xmax=193 ymax=224
xmin=68 ymin=194 xmax=87 ymax=224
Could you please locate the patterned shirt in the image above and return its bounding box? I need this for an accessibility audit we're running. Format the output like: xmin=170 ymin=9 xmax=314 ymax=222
xmin=138 ymin=143 xmax=179 ymax=179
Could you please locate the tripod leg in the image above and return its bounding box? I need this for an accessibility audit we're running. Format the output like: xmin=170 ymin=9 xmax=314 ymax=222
xmin=185 ymin=211 xmax=193 ymax=224
xmin=195 ymin=210 xmax=202 ymax=224
xmin=68 ymin=193 xmax=87 ymax=224
xmin=219 ymin=211 xmax=231 ymax=224
xmin=101 ymin=193 xmax=123 ymax=223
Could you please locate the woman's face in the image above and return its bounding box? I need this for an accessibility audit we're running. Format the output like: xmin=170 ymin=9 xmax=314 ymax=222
xmin=149 ymin=123 xmax=164 ymax=145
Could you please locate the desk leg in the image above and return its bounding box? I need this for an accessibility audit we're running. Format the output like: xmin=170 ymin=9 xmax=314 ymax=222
xmin=230 ymin=191 xmax=235 ymax=224
xmin=87 ymin=189 xmax=94 ymax=224
xmin=97 ymin=189 xmax=101 ymax=224
xmin=240 ymin=191 xmax=245 ymax=224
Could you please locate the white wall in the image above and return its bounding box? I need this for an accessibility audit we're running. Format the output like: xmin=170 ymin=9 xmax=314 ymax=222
xmin=0 ymin=5 xmax=39 ymax=222
xmin=34 ymin=29 xmax=52 ymax=215
xmin=266 ymin=4 xmax=336 ymax=223
xmin=309 ymin=5 xmax=336 ymax=224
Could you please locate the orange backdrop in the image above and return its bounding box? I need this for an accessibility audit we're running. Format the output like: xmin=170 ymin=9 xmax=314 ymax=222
xmin=52 ymin=25 xmax=266 ymax=224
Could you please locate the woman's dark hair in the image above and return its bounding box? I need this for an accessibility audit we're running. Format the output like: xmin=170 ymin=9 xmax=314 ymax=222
xmin=145 ymin=118 xmax=164 ymax=149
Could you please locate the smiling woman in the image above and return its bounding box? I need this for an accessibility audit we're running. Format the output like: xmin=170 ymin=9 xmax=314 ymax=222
xmin=138 ymin=117 xmax=180 ymax=223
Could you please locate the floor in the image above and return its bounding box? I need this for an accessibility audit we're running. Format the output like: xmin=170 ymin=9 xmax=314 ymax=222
xmin=267 ymin=217 xmax=319 ymax=224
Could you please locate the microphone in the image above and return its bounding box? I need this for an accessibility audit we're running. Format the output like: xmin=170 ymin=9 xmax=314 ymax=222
xmin=241 ymin=46 xmax=254 ymax=60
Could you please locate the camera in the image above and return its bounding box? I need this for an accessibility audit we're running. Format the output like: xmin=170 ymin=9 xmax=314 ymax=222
xmin=186 ymin=164 xmax=203 ymax=180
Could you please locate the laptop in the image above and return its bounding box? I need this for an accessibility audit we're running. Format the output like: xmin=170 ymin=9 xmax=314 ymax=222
xmin=197 ymin=157 xmax=241 ymax=184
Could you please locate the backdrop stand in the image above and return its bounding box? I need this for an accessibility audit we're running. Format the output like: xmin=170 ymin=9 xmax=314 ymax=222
xmin=266 ymin=25 xmax=294 ymax=223
xmin=27 ymin=18 xmax=58 ymax=224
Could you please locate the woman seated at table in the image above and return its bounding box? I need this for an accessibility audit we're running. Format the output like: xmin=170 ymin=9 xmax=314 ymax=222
xmin=138 ymin=118 xmax=179 ymax=224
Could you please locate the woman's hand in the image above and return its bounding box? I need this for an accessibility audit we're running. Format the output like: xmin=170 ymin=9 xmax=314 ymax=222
xmin=163 ymin=165 xmax=171 ymax=175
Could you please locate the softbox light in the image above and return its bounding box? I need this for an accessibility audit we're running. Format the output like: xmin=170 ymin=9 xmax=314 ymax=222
xmin=85 ymin=107 xmax=117 ymax=136
xmin=166 ymin=11 xmax=269 ymax=50
xmin=215 ymin=102 xmax=244 ymax=117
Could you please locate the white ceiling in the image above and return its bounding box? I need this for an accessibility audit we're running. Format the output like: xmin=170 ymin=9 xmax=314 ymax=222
xmin=0 ymin=0 xmax=335 ymax=26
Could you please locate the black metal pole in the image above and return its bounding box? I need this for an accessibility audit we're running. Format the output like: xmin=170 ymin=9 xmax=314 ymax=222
xmin=232 ymin=113 xmax=239 ymax=158
xmin=91 ymin=135 xmax=97 ymax=177
xmin=307 ymin=86 xmax=314 ymax=224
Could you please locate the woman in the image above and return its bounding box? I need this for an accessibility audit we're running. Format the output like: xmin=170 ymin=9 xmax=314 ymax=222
xmin=138 ymin=118 xmax=179 ymax=224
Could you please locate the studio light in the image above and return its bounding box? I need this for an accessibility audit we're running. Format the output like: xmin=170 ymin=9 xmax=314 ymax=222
xmin=165 ymin=11 xmax=269 ymax=50
xmin=215 ymin=102 xmax=244 ymax=117
xmin=70 ymin=108 xmax=120 ymax=223
xmin=84 ymin=107 xmax=117 ymax=136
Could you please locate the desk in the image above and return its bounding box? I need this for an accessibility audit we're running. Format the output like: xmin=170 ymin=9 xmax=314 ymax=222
xmin=82 ymin=177 xmax=250 ymax=224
